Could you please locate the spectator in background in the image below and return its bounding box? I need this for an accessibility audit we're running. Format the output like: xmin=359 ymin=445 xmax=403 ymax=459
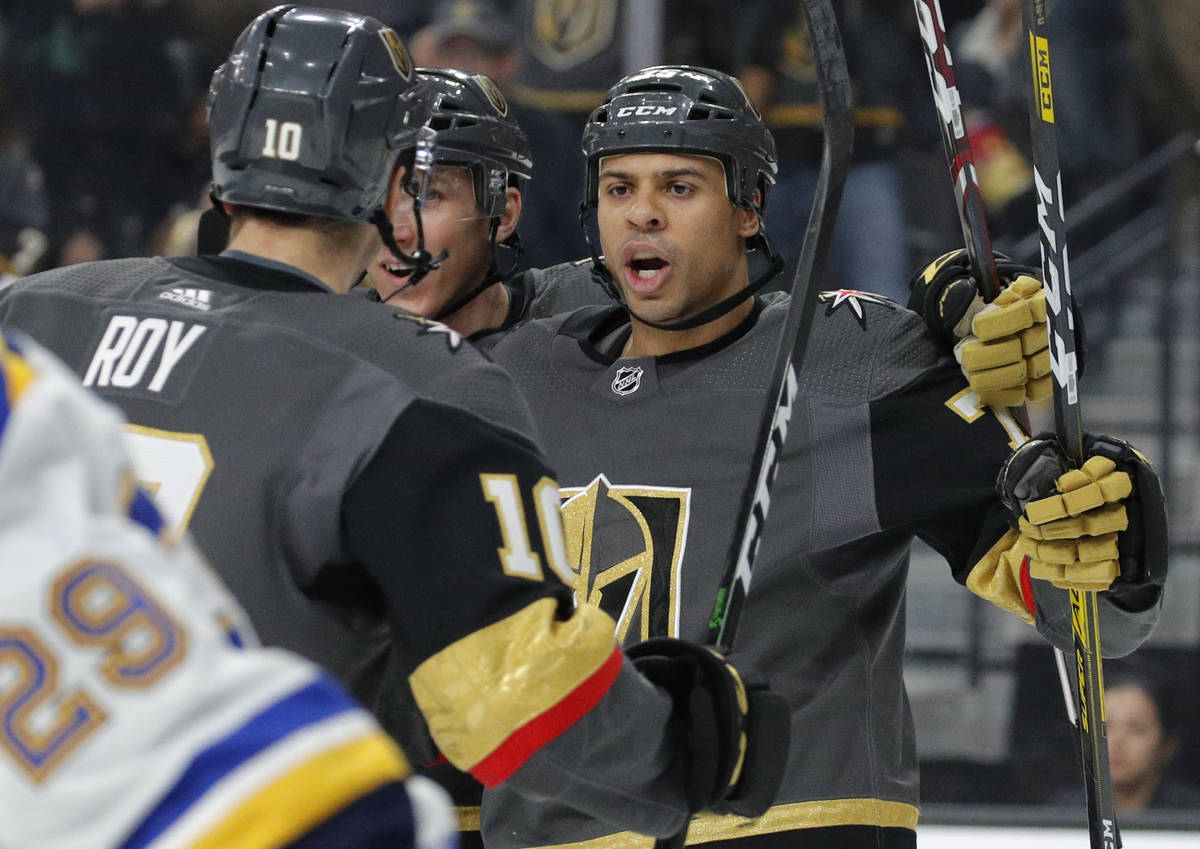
xmin=499 ymin=0 xmax=612 ymax=269
xmin=144 ymin=91 xmax=214 ymax=258
xmin=1052 ymin=659 xmax=1200 ymax=813
xmin=950 ymin=0 xmax=1035 ymax=244
xmin=740 ymin=0 xmax=932 ymax=302
xmin=1 ymin=0 xmax=205 ymax=263
xmin=1124 ymin=0 xmax=1200 ymax=145
xmin=951 ymin=0 xmax=1142 ymax=251
xmin=409 ymin=0 xmax=520 ymax=87
xmin=0 ymin=82 xmax=49 ymax=284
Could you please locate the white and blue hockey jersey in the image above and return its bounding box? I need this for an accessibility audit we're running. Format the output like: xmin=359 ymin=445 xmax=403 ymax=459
xmin=0 ymin=330 xmax=456 ymax=849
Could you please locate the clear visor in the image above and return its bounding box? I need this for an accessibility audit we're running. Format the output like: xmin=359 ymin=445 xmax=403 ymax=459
xmin=400 ymin=145 xmax=508 ymax=222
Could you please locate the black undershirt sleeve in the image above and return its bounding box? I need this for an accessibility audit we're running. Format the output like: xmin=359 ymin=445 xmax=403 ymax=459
xmin=341 ymin=399 xmax=575 ymax=672
xmin=869 ymin=360 xmax=1019 ymax=582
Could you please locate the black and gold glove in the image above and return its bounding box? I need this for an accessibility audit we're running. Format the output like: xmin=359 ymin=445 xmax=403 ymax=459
xmin=908 ymin=249 xmax=1064 ymax=407
xmin=627 ymin=637 xmax=789 ymax=818
xmin=997 ymin=434 xmax=1167 ymax=608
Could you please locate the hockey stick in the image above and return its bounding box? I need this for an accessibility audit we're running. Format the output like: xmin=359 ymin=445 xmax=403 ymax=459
xmin=652 ymin=9 xmax=849 ymax=845
xmin=1020 ymin=2 xmax=1118 ymax=847
xmin=704 ymin=0 xmax=852 ymax=654
xmin=911 ymin=0 xmax=1002 ymax=301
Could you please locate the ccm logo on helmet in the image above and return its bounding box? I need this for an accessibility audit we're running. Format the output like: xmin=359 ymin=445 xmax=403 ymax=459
xmin=615 ymin=105 xmax=678 ymax=118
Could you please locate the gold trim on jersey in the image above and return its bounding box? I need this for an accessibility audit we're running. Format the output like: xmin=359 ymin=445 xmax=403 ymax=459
xmin=520 ymin=798 xmax=921 ymax=848
xmin=410 ymin=598 xmax=618 ymax=771
xmin=944 ymin=388 xmax=1028 ymax=449
xmin=456 ymin=805 xmax=481 ymax=830
xmin=120 ymin=424 xmax=214 ymax=532
xmin=185 ymin=732 xmax=409 ymax=849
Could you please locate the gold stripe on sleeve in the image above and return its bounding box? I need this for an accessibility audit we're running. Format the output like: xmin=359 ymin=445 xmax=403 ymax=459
xmin=411 ymin=598 xmax=619 ymax=771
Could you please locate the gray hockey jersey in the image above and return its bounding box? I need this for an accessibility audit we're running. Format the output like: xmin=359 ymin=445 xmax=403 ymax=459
xmin=0 ymin=252 xmax=717 ymax=843
xmin=486 ymin=291 xmax=1160 ymax=847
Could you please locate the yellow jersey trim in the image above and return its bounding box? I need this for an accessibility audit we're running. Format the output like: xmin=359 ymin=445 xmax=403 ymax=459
xmin=185 ymin=733 xmax=408 ymax=849
xmin=515 ymin=798 xmax=921 ymax=848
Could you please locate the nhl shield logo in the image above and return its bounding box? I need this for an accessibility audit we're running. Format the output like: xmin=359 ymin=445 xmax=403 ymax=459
xmin=611 ymin=365 xmax=643 ymax=396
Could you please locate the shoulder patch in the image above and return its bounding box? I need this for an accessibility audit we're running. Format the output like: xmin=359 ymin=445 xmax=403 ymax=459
xmin=393 ymin=312 xmax=463 ymax=352
xmin=818 ymin=289 xmax=898 ymax=330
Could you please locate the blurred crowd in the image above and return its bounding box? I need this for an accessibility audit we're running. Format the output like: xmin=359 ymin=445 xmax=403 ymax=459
xmin=2 ymin=0 xmax=1197 ymax=291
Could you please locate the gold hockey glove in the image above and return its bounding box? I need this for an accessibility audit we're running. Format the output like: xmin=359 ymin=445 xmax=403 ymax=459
xmin=996 ymin=434 xmax=1168 ymax=606
xmin=907 ymin=249 xmax=1061 ymax=407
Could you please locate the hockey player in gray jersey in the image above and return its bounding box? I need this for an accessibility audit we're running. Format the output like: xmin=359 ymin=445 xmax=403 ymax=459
xmin=363 ymin=66 xmax=607 ymax=350
xmin=487 ymin=65 xmax=1168 ymax=848
xmin=0 ymin=12 xmax=789 ymax=845
xmin=360 ymin=66 xmax=621 ymax=846
xmin=0 ymin=329 xmax=458 ymax=849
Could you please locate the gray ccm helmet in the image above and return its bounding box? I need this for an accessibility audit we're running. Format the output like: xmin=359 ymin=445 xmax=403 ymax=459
xmin=207 ymin=5 xmax=418 ymax=222
xmin=403 ymin=68 xmax=532 ymax=219
xmin=580 ymin=65 xmax=778 ymax=214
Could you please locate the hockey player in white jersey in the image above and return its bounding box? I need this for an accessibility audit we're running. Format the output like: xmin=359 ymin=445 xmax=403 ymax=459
xmin=0 ymin=329 xmax=456 ymax=849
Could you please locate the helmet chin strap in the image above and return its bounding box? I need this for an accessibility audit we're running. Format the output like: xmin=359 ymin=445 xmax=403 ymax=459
xmin=580 ymin=203 xmax=784 ymax=332
xmin=370 ymin=210 xmax=448 ymax=290
xmin=373 ymin=126 xmax=450 ymax=290
xmin=427 ymin=220 xmax=520 ymax=322
xmin=378 ymin=218 xmax=522 ymax=325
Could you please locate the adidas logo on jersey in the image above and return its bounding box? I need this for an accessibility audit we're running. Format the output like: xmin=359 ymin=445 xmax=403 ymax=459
xmin=159 ymin=287 xmax=213 ymax=311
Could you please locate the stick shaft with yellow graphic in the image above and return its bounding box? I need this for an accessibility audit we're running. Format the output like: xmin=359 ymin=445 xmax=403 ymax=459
xmin=1021 ymin=2 xmax=1118 ymax=847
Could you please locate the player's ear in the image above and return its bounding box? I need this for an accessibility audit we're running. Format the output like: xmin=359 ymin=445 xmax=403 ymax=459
xmin=736 ymin=193 xmax=761 ymax=239
xmin=496 ymin=186 xmax=523 ymax=242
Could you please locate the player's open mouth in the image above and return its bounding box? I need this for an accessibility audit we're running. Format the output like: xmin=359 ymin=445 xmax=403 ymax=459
xmin=384 ymin=262 xmax=415 ymax=280
xmin=622 ymin=246 xmax=671 ymax=292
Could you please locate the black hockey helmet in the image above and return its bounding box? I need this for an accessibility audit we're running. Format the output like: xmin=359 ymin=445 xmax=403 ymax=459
xmin=207 ymin=5 xmax=418 ymax=222
xmin=403 ymin=67 xmax=532 ymax=218
xmin=581 ymin=65 xmax=778 ymax=213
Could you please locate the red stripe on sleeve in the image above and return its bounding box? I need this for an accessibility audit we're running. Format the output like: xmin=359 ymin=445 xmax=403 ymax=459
xmin=469 ymin=645 xmax=624 ymax=787
xmin=1019 ymin=555 xmax=1037 ymax=619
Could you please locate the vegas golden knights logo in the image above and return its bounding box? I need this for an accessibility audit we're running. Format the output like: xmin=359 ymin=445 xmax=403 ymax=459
xmin=560 ymin=475 xmax=690 ymax=642
xmin=378 ymin=28 xmax=414 ymax=80
xmin=528 ymin=0 xmax=618 ymax=71
xmin=475 ymin=73 xmax=509 ymax=117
